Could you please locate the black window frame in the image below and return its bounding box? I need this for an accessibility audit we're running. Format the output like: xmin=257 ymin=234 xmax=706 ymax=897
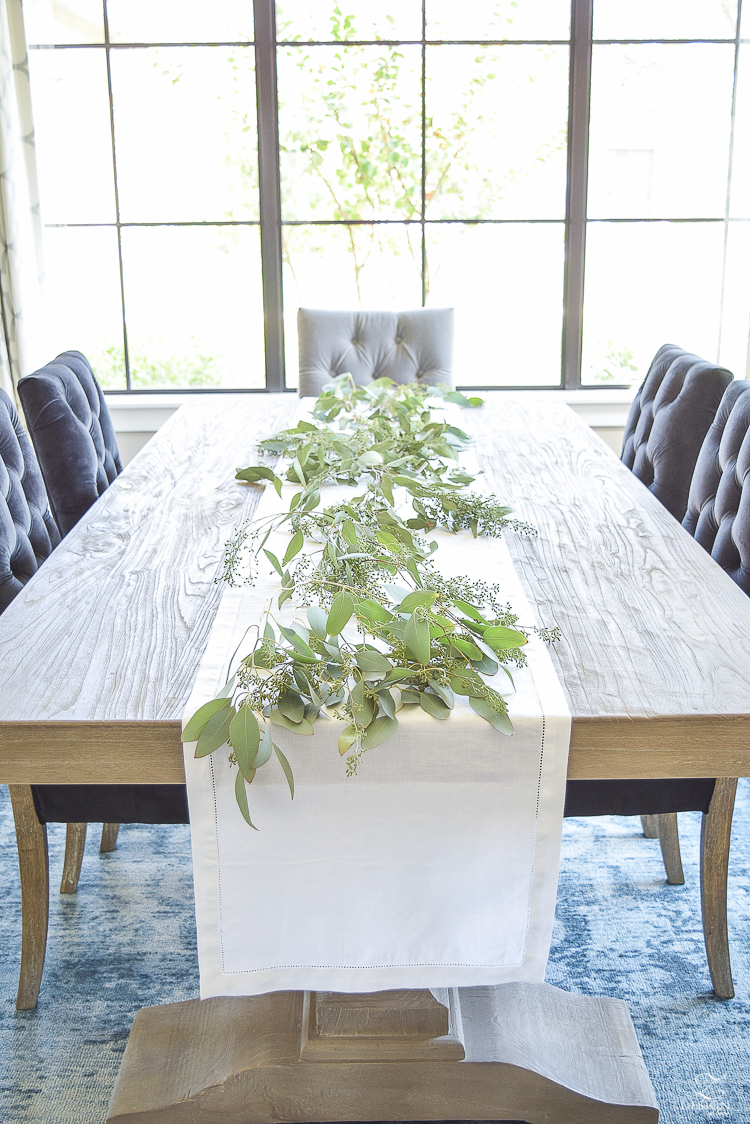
xmin=27 ymin=0 xmax=745 ymax=393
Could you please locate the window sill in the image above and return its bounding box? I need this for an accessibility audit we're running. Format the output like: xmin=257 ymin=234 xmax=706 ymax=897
xmin=105 ymin=387 xmax=636 ymax=433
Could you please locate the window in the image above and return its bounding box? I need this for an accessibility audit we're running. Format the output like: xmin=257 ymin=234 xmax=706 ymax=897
xmin=23 ymin=1 xmax=749 ymax=391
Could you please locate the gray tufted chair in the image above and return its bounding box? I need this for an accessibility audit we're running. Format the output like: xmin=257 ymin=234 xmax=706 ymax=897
xmin=297 ymin=308 xmax=454 ymax=397
xmin=0 ymin=389 xmax=60 ymax=611
xmin=683 ymin=379 xmax=750 ymax=594
xmin=18 ymin=351 xmax=123 ymax=536
xmin=621 ymin=344 xmax=733 ymax=522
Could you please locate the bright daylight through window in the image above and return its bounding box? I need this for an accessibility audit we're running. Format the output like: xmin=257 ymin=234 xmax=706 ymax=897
xmin=23 ymin=0 xmax=750 ymax=392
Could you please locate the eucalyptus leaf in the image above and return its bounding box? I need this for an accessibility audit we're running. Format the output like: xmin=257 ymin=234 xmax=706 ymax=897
xmin=396 ymin=590 xmax=437 ymax=613
xmin=274 ymin=743 xmax=295 ymax=797
xmin=229 ymin=706 xmax=261 ymax=780
xmin=269 ymin=709 xmax=314 ymax=735
xmin=283 ymin=531 xmax=304 ymax=565
xmin=307 ymin=604 xmax=328 ymax=640
xmin=183 ymin=697 xmax=230 ymax=743
xmin=263 ymin=549 xmax=283 ymax=577
xmin=469 ymin=695 xmax=514 ymax=734
xmin=362 ymin=715 xmax=399 ymax=748
xmin=234 ymin=769 xmax=258 ymax=829
xmin=404 ymin=614 xmax=431 ymax=664
xmin=254 ymin=723 xmax=273 ymax=769
xmin=338 ymin=724 xmax=357 ymax=756
xmin=483 ymin=626 xmax=528 ymax=652
xmin=355 ymin=648 xmax=392 ymax=675
xmin=278 ymin=689 xmax=305 ymax=723
xmin=326 ymin=591 xmax=355 ymax=635
xmin=195 ymin=703 xmax=235 ymax=758
xmin=419 ymin=691 xmax=451 ymax=720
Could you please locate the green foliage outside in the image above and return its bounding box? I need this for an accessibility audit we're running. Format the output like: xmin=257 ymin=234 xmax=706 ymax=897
xmin=93 ymin=345 xmax=222 ymax=391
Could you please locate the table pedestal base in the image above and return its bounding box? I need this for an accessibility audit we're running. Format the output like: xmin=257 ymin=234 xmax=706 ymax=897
xmin=107 ymin=983 xmax=658 ymax=1124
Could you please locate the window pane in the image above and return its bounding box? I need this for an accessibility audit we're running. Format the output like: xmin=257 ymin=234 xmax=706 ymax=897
xmin=278 ymin=45 xmax=421 ymax=221
xmin=276 ymin=2 xmax=422 ymax=42
xmin=729 ymin=44 xmax=750 ymax=218
xmin=582 ymin=222 xmax=725 ymax=386
xmin=41 ymin=226 xmax=126 ymax=389
xmin=718 ymin=222 xmax=750 ymax=378
xmin=427 ymin=0 xmax=570 ymax=42
xmin=24 ymin=0 xmax=104 ymax=45
xmin=425 ymin=223 xmax=564 ymax=387
xmin=282 ymin=224 xmax=422 ymax=388
xmin=121 ymin=227 xmax=264 ymax=389
xmin=111 ymin=47 xmax=258 ymax=222
xmin=28 ymin=48 xmax=115 ymax=224
xmin=588 ymin=45 xmax=734 ymax=219
xmin=425 ymin=46 xmax=568 ymax=220
xmin=593 ymin=0 xmax=737 ymax=41
xmin=107 ymin=0 xmax=253 ymax=43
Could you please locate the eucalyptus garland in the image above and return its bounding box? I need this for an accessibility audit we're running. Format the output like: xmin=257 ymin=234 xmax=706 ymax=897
xmin=184 ymin=376 xmax=555 ymax=829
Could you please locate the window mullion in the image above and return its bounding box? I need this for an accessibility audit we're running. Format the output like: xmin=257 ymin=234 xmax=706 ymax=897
xmin=254 ymin=0 xmax=285 ymax=392
xmin=561 ymin=0 xmax=593 ymax=389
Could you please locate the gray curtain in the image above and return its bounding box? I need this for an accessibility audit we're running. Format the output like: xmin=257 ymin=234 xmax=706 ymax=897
xmin=0 ymin=0 xmax=43 ymax=400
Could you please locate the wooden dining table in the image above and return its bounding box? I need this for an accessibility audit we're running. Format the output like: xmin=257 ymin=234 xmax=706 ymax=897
xmin=2 ymin=393 xmax=750 ymax=1123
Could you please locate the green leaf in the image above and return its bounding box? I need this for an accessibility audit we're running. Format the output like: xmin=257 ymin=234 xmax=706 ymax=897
xmin=283 ymin=531 xmax=304 ymax=565
xmin=359 ymin=450 xmax=383 ymax=466
xmin=183 ymin=697 xmax=230 ymax=743
xmin=307 ymin=604 xmax=328 ymax=640
xmin=380 ymin=476 xmax=394 ymax=504
xmin=376 ymin=687 xmax=396 ymax=719
xmin=269 ymin=709 xmax=314 ymax=735
xmin=341 ymin=520 xmax=358 ymax=549
xmin=300 ymin=488 xmax=321 ymax=511
xmin=289 ymin=490 xmax=303 ymax=511
xmin=355 ymin=648 xmax=392 ymax=675
xmin=293 ymin=456 xmax=306 ymax=485
xmin=349 ymin=680 xmax=375 ymax=727
xmin=278 ymin=625 xmax=317 ymax=659
xmin=338 ymin=724 xmax=357 ymax=755
xmin=404 ymin=614 xmax=431 ymax=664
xmin=254 ymin=723 xmax=273 ymax=769
xmin=235 ymin=465 xmax=281 ymax=491
xmin=195 ymin=703 xmax=235 ymax=757
xmin=427 ymin=679 xmax=454 ymax=708
xmin=234 ymin=769 xmax=258 ymax=829
xmin=274 ymin=743 xmax=294 ymax=798
xmin=419 ymin=691 xmax=451 ymax=720
xmin=356 ymin=599 xmax=394 ymax=624
xmin=229 ymin=706 xmax=261 ymax=780
xmin=469 ymin=695 xmax=514 ymax=735
xmin=362 ymin=715 xmax=399 ymax=749
xmin=396 ymin=590 xmax=437 ymax=613
xmin=263 ymin=549 xmax=283 ymax=577
xmin=278 ymin=688 xmax=305 ymax=723
xmin=326 ymin=591 xmax=355 ymax=635
xmin=483 ymin=626 xmax=528 ymax=652
xmin=263 ymin=621 xmax=276 ymax=641
xmin=277 ymin=587 xmax=293 ymax=609
xmin=452 ymin=599 xmax=487 ymax=623
xmin=450 ymin=636 xmax=484 ymax=661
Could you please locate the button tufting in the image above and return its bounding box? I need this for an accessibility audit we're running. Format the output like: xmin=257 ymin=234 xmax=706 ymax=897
xmin=394 ymin=336 xmax=402 ymax=344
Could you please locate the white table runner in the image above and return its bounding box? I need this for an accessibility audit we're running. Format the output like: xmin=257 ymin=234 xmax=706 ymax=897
xmin=184 ymin=452 xmax=571 ymax=999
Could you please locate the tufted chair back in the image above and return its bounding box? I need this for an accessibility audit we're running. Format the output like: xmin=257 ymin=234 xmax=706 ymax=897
xmin=18 ymin=351 xmax=123 ymax=536
xmin=621 ymin=344 xmax=733 ymax=522
xmin=0 ymin=389 xmax=60 ymax=613
xmin=682 ymin=379 xmax=750 ymax=595
xmin=297 ymin=308 xmax=454 ymax=397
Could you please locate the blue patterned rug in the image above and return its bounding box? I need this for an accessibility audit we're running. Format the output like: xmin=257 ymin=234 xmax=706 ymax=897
xmin=0 ymin=780 xmax=748 ymax=1123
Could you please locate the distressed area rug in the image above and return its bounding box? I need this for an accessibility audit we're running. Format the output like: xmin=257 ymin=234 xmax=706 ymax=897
xmin=0 ymin=780 xmax=748 ymax=1124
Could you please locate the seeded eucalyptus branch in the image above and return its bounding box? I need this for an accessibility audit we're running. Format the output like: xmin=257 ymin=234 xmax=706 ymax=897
xmin=186 ymin=376 xmax=556 ymax=828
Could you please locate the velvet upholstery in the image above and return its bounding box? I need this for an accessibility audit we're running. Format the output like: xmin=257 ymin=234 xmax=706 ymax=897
xmin=297 ymin=308 xmax=454 ymax=397
xmin=682 ymin=379 xmax=750 ymax=595
xmin=0 ymin=389 xmax=60 ymax=612
xmin=621 ymin=344 xmax=733 ymax=522
xmin=18 ymin=351 xmax=123 ymax=536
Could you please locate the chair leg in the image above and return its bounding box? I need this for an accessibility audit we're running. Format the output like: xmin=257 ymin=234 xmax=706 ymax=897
xmin=9 ymin=785 xmax=49 ymax=1010
xmin=100 ymin=823 xmax=120 ymax=852
xmin=700 ymin=778 xmax=738 ymax=999
xmin=657 ymin=813 xmax=685 ymax=885
xmin=60 ymin=823 xmax=87 ymax=893
xmin=641 ymin=814 xmax=659 ymax=838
